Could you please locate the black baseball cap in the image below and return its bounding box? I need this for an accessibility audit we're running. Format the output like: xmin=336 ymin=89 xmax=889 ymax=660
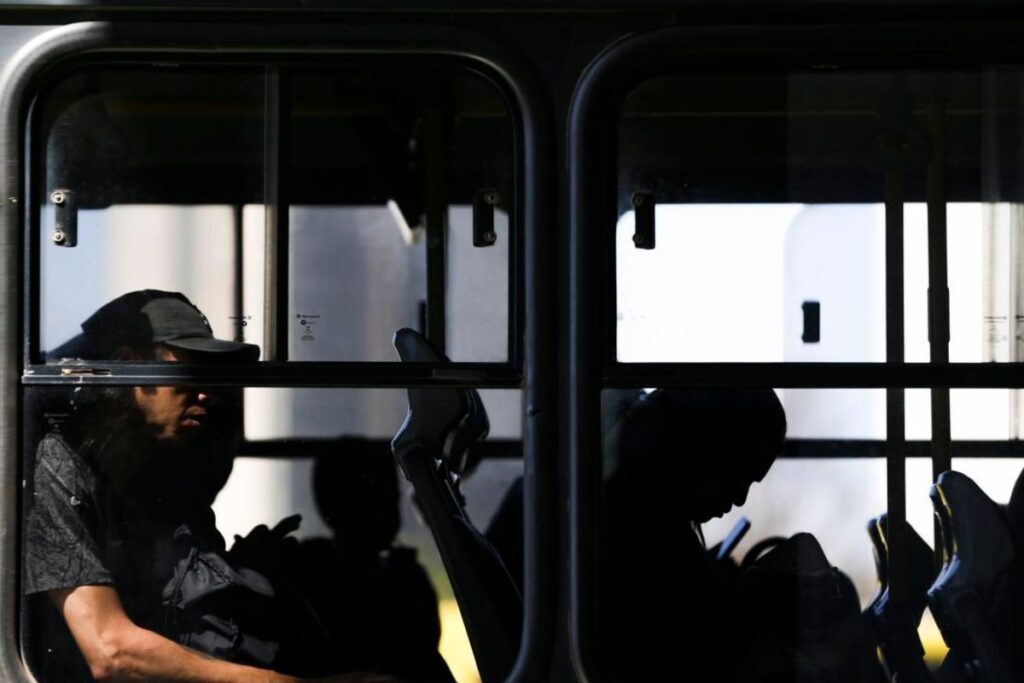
xmin=51 ymin=289 xmax=259 ymax=362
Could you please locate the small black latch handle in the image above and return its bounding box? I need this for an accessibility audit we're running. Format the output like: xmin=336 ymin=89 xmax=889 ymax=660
xmin=802 ymin=301 xmax=821 ymax=343
xmin=473 ymin=189 xmax=498 ymax=247
xmin=632 ymin=192 xmax=655 ymax=250
xmin=50 ymin=188 xmax=77 ymax=247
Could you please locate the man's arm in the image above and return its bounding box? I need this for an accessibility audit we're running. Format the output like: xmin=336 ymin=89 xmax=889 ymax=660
xmin=53 ymin=585 xmax=301 ymax=683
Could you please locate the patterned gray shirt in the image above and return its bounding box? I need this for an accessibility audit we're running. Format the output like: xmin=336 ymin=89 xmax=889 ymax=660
xmin=24 ymin=434 xmax=114 ymax=595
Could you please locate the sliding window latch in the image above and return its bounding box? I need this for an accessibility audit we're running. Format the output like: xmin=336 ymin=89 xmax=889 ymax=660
xmin=50 ymin=188 xmax=77 ymax=247
xmin=472 ymin=189 xmax=498 ymax=247
xmin=801 ymin=301 xmax=821 ymax=343
xmin=632 ymin=192 xmax=655 ymax=250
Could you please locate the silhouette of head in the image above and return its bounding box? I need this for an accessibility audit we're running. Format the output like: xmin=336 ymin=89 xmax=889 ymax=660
xmin=313 ymin=439 xmax=401 ymax=554
xmin=611 ymin=388 xmax=786 ymax=524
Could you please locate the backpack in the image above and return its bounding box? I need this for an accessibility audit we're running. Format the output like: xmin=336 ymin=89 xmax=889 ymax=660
xmin=734 ymin=533 xmax=885 ymax=683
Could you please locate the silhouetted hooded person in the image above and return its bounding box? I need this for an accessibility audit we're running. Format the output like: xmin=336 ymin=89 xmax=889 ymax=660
xmin=600 ymin=387 xmax=786 ymax=682
xmin=297 ymin=439 xmax=455 ymax=683
xmin=601 ymin=388 xmax=890 ymax=683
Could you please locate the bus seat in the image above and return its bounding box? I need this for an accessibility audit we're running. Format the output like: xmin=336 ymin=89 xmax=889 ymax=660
xmin=866 ymin=515 xmax=888 ymax=614
xmin=867 ymin=513 xmax=935 ymax=625
xmin=484 ymin=476 xmax=525 ymax=595
xmin=865 ymin=513 xmax=936 ymax=681
xmin=1007 ymin=467 xmax=1024 ymax=554
xmin=928 ymin=471 xmax=1018 ymax=683
xmin=391 ymin=328 xmax=522 ymax=683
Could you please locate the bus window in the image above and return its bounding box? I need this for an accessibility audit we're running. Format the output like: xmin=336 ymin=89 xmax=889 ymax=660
xmin=784 ymin=387 xmax=1024 ymax=443
xmin=597 ymin=64 xmax=1024 ymax=682
xmin=38 ymin=69 xmax=264 ymax=356
xmin=615 ymin=70 xmax=1024 ymax=365
xmin=22 ymin=382 xmax=521 ymax=682
xmin=24 ymin=58 xmax=523 ymax=683
xmin=904 ymin=388 xmax=1024 ymax=441
xmin=287 ymin=69 xmax=513 ymax=363
xmin=35 ymin=64 xmax=515 ymax=366
xmin=232 ymin=386 xmax=523 ymax=683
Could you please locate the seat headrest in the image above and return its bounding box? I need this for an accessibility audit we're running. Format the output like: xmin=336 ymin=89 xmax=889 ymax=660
xmin=928 ymin=471 xmax=1019 ymax=682
xmin=930 ymin=470 xmax=1013 ymax=587
xmin=1007 ymin=465 xmax=1024 ymax=549
xmin=867 ymin=513 xmax=936 ymax=626
xmin=391 ymin=328 xmax=489 ymax=475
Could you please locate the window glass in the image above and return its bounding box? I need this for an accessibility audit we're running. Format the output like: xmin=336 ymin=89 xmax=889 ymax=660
xmin=617 ymin=70 xmax=1024 ymax=363
xmin=903 ymin=204 xmax=1024 ymax=363
xmin=38 ymin=69 xmax=264 ymax=359
xmin=598 ymin=387 xmax=949 ymax=676
xmin=287 ymin=205 xmax=426 ymax=362
xmin=778 ymin=388 xmax=886 ymax=439
xmin=37 ymin=65 xmax=515 ymax=367
xmin=22 ymin=384 xmax=522 ymax=683
xmin=905 ymin=388 xmax=1024 ymax=440
xmin=284 ymin=205 xmax=510 ymax=363
xmin=446 ymin=206 xmax=511 ymax=363
xmin=783 ymin=387 xmax=1024 ymax=441
xmin=244 ymin=387 xmax=521 ymax=441
xmin=287 ymin=69 xmax=513 ymax=363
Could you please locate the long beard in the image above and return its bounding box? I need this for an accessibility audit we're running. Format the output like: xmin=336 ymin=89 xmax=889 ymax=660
xmin=93 ymin=424 xmax=237 ymax=525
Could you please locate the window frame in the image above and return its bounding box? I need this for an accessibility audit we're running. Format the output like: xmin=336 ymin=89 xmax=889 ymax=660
xmin=0 ymin=21 xmax=554 ymax=683
xmin=569 ymin=20 xmax=1024 ymax=682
